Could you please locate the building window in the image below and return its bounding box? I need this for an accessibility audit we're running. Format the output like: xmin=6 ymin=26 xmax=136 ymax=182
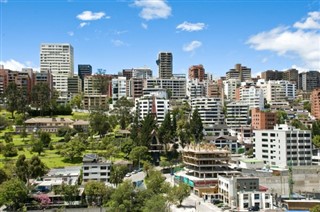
xmin=101 ymin=173 xmax=107 ymax=176
xmin=84 ymin=173 xmax=89 ymax=176
xmin=84 ymin=167 xmax=89 ymax=170
xmin=101 ymin=166 xmax=107 ymax=170
xmin=254 ymin=194 xmax=260 ymax=200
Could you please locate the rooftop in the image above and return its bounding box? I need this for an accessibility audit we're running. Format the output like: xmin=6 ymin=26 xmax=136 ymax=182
xmin=183 ymin=143 xmax=231 ymax=154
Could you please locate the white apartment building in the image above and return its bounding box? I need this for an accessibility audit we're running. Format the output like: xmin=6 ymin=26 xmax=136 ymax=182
xmin=135 ymin=94 xmax=169 ymax=124
xmin=253 ymin=124 xmax=312 ymax=167
xmin=82 ymin=154 xmax=111 ymax=183
xmin=187 ymin=79 xmax=205 ymax=99
xmin=190 ymin=98 xmax=225 ymax=133
xmin=218 ymin=175 xmax=273 ymax=211
xmin=112 ymin=76 xmax=127 ymax=102
xmin=40 ymin=43 xmax=74 ymax=103
xmin=226 ymin=102 xmax=249 ymax=128
xmin=224 ymin=79 xmax=241 ymax=100
xmin=277 ymin=80 xmax=296 ymax=101
xmin=145 ymin=78 xmax=186 ymax=99
xmin=239 ymin=85 xmax=264 ymax=110
xmin=263 ymin=80 xmax=295 ymax=103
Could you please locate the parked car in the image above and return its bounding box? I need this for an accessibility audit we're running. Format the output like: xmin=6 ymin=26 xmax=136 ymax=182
xmin=125 ymin=173 xmax=131 ymax=177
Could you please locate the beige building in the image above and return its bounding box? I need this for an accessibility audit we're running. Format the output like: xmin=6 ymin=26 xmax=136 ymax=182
xmin=311 ymin=88 xmax=320 ymax=120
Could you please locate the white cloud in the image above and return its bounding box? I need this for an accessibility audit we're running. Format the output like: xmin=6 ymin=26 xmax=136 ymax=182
xmin=67 ymin=31 xmax=74 ymax=36
xmin=133 ymin=0 xmax=171 ymax=20
xmin=261 ymin=57 xmax=268 ymax=63
xmin=247 ymin=12 xmax=320 ymax=69
xmin=79 ymin=22 xmax=90 ymax=28
xmin=176 ymin=21 xmax=206 ymax=32
xmin=141 ymin=23 xmax=148 ymax=29
xmin=111 ymin=39 xmax=128 ymax=47
xmin=0 ymin=59 xmax=39 ymax=71
xmin=76 ymin=11 xmax=106 ymax=21
xmin=183 ymin=40 xmax=202 ymax=52
xmin=294 ymin=11 xmax=320 ymax=30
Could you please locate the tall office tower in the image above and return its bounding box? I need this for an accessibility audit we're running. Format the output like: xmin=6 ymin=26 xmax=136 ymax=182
xmin=156 ymin=52 xmax=172 ymax=79
xmin=226 ymin=63 xmax=251 ymax=82
xmin=311 ymin=88 xmax=320 ymax=120
xmin=40 ymin=43 xmax=74 ymax=103
xmin=78 ymin=64 xmax=92 ymax=91
xmin=188 ymin=64 xmax=205 ymax=82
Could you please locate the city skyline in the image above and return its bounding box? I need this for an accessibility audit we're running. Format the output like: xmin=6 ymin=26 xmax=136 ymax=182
xmin=0 ymin=0 xmax=319 ymax=77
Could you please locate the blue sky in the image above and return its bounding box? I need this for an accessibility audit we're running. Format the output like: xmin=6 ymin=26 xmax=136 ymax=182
xmin=0 ymin=0 xmax=319 ymax=78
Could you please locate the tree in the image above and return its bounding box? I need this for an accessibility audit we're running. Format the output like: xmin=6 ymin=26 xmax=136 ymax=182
xmin=15 ymin=154 xmax=30 ymax=183
xmin=3 ymin=143 xmax=18 ymax=157
xmin=109 ymin=165 xmax=128 ymax=187
xmin=145 ymin=169 xmax=166 ymax=195
xmin=30 ymin=83 xmax=52 ymax=116
xmin=276 ymin=110 xmax=287 ymax=124
xmin=158 ymin=111 xmax=173 ymax=152
xmin=313 ymin=135 xmax=320 ymax=148
xmin=130 ymin=112 xmax=140 ymax=143
xmin=0 ymin=179 xmax=28 ymax=211
xmin=303 ymin=101 xmax=311 ymax=113
xmin=58 ymin=184 xmax=79 ymax=205
xmin=31 ymin=137 xmax=44 ymax=155
xmin=139 ymin=113 xmax=156 ymax=147
xmin=143 ymin=161 xmax=153 ymax=177
xmin=35 ymin=193 xmax=51 ymax=210
xmin=39 ymin=131 xmax=51 ymax=147
xmin=3 ymin=83 xmax=20 ymax=119
xmin=29 ymin=155 xmax=48 ymax=179
xmin=4 ymin=133 xmax=13 ymax=143
xmin=108 ymin=180 xmax=135 ymax=211
xmin=142 ymin=194 xmax=168 ymax=212
xmin=0 ymin=168 xmax=8 ymax=184
xmin=168 ymin=182 xmax=191 ymax=207
xmin=291 ymin=119 xmax=307 ymax=130
xmin=85 ymin=181 xmax=109 ymax=206
xmin=112 ymin=97 xmax=134 ymax=129
xmin=70 ymin=94 xmax=83 ymax=109
xmin=121 ymin=138 xmax=135 ymax=157
xmin=190 ymin=108 xmax=203 ymax=143
xmin=60 ymin=137 xmax=86 ymax=161
xmin=89 ymin=111 xmax=110 ymax=137
xmin=311 ymin=204 xmax=320 ymax=212
xmin=312 ymin=120 xmax=320 ymax=137
xmin=129 ymin=146 xmax=150 ymax=168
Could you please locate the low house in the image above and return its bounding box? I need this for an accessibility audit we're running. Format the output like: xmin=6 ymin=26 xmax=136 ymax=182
xmin=72 ymin=120 xmax=90 ymax=132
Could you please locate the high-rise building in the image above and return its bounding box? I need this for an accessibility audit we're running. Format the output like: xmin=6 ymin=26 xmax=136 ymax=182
xmin=226 ymin=64 xmax=251 ymax=82
xmin=145 ymin=77 xmax=186 ymax=99
xmin=112 ymin=76 xmax=127 ymax=102
xmin=78 ymin=64 xmax=92 ymax=91
xmin=156 ymin=52 xmax=172 ymax=79
xmin=188 ymin=64 xmax=205 ymax=82
xmin=283 ymin=68 xmax=298 ymax=85
xmin=40 ymin=43 xmax=74 ymax=75
xmin=237 ymin=83 xmax=264 ymax=110
xmin=40 ymin=43 xmax=74 ymax=103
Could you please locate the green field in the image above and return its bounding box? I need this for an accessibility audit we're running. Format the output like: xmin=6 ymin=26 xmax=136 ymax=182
xmin=0 ymin=111 xmax=92 ymax=169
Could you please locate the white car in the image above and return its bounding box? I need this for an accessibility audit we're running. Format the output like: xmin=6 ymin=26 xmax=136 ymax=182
xmin=125 ymin=173 xmax=131 ymax=177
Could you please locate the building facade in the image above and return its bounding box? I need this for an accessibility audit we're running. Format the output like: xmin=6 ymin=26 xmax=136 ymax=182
xmin=145 ymin=78 xmax=186 ymax=99
xmin=251 ymin=108 xmax=277 ymax=130
xmin=188 ymin=64 xmax=205 ymax=82
xmin=253 ymin=124 xmax=312 ymax=167
xmin=156 ymin=52 xmax=172 ymax=79
xmin=226 ymin=64 xmax=251 ymax=82
xmin=82 ymin=154 xmax=111 ymax=183
xmin=311 ymin=88 xmax=320 ymax=120
xmin=226 ymin=102 xmax=250 ymax=128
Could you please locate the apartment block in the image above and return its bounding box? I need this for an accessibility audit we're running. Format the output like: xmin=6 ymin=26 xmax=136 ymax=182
xmin=251 ymin=108 xmax=277 ymax=130
xmin=135 ymin=94 xmax=169 ymax=124
xmin=82 ymin=154 xmax=111 ymax=183
xmin=112 ymin=76 xmax=127 ymax=102
xmin=190 ymin=97 xmax=225 ymax=132
xmin=226 ymin=102 xmax=249 ymax=128
xmin=226 ymin=64 xmax=251 ymax=82
xmin=224 ymin=79 xmax=241 ymax=100
xmin=283 ymin=68 xmax=298 ymax=85
xmin=298 ymin=71 xmax=320 ymax=91
xmin=78 ymin=64 xmax=92 ymax=91
xmin=237 ymin=84 xmax=264 ymax=109
xmin=311 ymin=88 xmax=320 ymax=120
xmin=188 ymin=64 xmax=205 ymax=82
xmin=67 ymin=76 xmax=81 ymax=96
xmin=253 ymin=124 xmax=312 ymax=167
xmin=145 ymin=78 xmax=186 ymax=99
xmin=261 ymin=70 xmax=283 ymax=81
xmin=127 ymin=78 xmax=144 ymax=99
xmin=187 ymin=79 xmax=205 ymax=99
